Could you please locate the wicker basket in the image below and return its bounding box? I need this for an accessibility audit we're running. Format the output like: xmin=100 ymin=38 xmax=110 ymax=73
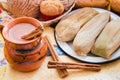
xmin=6 ymin=0 xmax=75 ymax=26
xmin=40 ymin=0 xmax=75 ymax=26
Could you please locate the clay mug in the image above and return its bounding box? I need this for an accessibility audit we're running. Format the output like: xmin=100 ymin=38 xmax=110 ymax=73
xmin=4 ymin=38 xmax=48 ymax=72
xmin=2 ymin=17 xmax=48 ymax=72
xmin=2 ymin=17 xmax=43 ymax=50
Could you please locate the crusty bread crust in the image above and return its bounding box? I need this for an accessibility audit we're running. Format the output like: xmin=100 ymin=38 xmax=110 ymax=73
xmin=40 ymin=0 xmax=64 ymax=16
xmin=75 ymin=0 xmax=109 ymax=8
xmin=7 ymin=0 xmax=41 ymax=18
xmin=111 ymin=0 xmax=120 ymax=13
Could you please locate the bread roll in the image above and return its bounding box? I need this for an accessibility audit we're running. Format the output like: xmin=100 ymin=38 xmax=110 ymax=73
xmin=61 ymin=0 xmax=75 ymax=11
xmin=91 ymin=19 xmax=120 ymax=58
xmin=75 ymin=0 xmax=109 ymax=8
xmin=40 ymin=0 xmax=64 ymax=16
xmin=7 ymin=0 xmax=41 ymax=18
xmin=110 ymin=0 xmax=120 ymax=14
xmin=55 ymin=7 xmax=98 ymax=42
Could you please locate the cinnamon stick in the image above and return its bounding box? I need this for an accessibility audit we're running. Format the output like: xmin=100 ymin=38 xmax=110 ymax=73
xmin=44 ymin=36 xmax=68 ymax=78
xmin=48 ymin=61 xmax=101 ymax=67
xmin=48 ymin=61 xmax=101 ymax=71
xmin=22 ymin=27 xmax=43 ymax=40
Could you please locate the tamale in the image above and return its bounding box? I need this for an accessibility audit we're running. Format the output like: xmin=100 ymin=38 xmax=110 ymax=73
xmin=73 ymin=12 xmax=110 ymax=56
xmin=55 ymin=7 xmax=98 ymax=41
xmin=91 ymin=19 xmax=120 ymax=58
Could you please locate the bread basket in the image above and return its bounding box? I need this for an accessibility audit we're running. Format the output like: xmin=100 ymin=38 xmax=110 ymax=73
xmin=39 ymin=0 xmax=75 ymax=26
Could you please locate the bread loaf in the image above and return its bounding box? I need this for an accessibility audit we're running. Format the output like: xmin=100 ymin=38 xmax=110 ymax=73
xmin=91 ymin=19 xmax=120 ymax=58
xmin=55 ymin=7 xmax=98 ymax=41
xmin=73 ymin=13 xmax=110 ymax=56
xmin=75 ymin=0 xmax=109 ymax=8
xmin=110 ymin=0 xmax=120 ymax=14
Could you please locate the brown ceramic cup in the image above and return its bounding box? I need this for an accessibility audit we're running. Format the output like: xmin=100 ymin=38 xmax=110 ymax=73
xmin=5 ymin=37 xmax=47 ymax=63
xmin=2 ymin=17 xmax=43 ymax=50
xmin=4 ymin=38 xmax=48 ymax=72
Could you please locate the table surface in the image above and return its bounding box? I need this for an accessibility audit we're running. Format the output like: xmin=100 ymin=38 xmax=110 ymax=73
xmin=0 ymin=26 xmax=120 ymax=80
xmin=0 ymin=1 xmax=120 ymax=79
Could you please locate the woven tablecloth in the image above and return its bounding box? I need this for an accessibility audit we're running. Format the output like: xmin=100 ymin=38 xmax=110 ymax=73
xmin=0 ymin=2 xmax=120 ymax=80
xmin=0 ymin=26 xmax=120 ymax=80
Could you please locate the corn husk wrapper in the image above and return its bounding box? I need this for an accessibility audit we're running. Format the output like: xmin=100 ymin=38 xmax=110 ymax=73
xmin=73 ymin=12 xmax=110 ymax=56
xmin=55 ymin=7 xmax=98 ymax=42
xmin=91 ymin=19 xmax=120 ymax=58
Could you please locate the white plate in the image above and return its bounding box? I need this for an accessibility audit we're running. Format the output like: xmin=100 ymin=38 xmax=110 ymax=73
xmin=55 ymin=8 xmax=120 ymax=64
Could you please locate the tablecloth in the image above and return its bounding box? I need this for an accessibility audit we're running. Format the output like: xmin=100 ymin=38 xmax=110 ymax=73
xmin=0 ymin=2 xmax=120 ymax=80
xmin=0 ymin=26 xmax=120 ymax=80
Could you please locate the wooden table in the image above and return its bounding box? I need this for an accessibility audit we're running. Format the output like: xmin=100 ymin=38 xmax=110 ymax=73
xmin=1 ymin=26 xmax=120 ymax=80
